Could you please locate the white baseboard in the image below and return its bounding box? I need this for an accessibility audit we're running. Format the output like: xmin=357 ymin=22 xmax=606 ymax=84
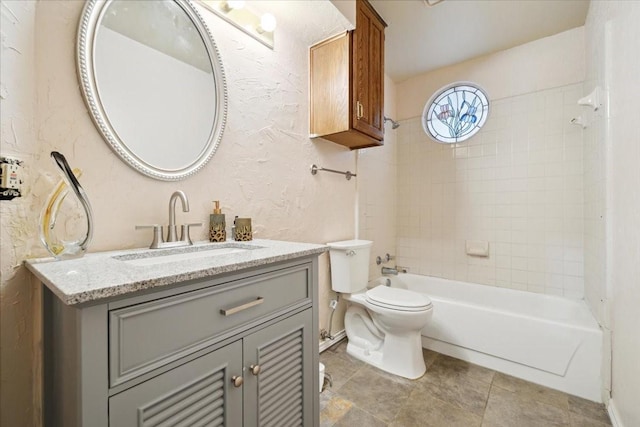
xmin=319 ymin=330 xmax=346 ymax=353
xmin=608 ymin=398 xmax=624 ymax=427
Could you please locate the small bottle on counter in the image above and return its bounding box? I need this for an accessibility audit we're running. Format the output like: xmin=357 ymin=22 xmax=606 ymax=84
xmin=234 ymin=217 xmax=252 ymax=241
xmin=209 ymin=201 xmax=226 ymax=242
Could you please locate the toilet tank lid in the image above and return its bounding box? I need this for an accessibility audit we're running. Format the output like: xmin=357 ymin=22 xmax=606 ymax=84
xmin=326 ymin=240 xmax=373 ymax=250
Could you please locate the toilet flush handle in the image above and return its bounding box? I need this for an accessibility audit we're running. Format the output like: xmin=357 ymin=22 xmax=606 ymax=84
xmin=346 ymin=250 xmax=356 ymax=256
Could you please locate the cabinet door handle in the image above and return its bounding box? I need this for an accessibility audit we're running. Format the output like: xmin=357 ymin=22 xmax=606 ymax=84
xmin=231 ymin=375 xmax=243 ymax=387
xmin=249 ymin=364 xmax=261 ymax=376
xmin=220 ymin=297 xmax=264 ymax=316
xmin=356 ymin=101 xmax=364 ymax=120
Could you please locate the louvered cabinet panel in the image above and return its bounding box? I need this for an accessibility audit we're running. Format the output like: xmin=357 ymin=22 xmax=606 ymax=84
xmin=242 ymin=310 xmax=313 ymax=427
xmin=109 ymin=341 xmax=243 ymax=427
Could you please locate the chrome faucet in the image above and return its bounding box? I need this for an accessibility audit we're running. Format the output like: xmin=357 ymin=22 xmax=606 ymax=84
xmin=167 ymin=190 xmax=189 ymax=242
xmin=381 ymin=266 xmax=398 ymax=276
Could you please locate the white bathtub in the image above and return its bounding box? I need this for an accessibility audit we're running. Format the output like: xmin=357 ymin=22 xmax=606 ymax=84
xmin=384 ymin=274 xmax=603 ymax=402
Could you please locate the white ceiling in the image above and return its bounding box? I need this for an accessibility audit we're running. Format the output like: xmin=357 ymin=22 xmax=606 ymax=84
xmin=369 ymin=0 xmax=590 ymax=82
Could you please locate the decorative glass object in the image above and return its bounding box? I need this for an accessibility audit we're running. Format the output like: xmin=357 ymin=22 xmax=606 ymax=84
xmin=422 ymin=82 xmax=489 ymax=143
xmin=39 ymin=152 xmax=94 ymax=259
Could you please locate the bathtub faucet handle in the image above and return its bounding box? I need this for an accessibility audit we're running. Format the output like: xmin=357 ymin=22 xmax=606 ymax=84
xmin=376 ymin=254 xmax=396 ymax=265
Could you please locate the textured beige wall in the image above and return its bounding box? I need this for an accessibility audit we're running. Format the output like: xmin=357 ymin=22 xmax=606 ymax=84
xmin=0 ymin=1 xmax=358 ymax=425
xmin=0 ymin=1 xmax=39 ymax=425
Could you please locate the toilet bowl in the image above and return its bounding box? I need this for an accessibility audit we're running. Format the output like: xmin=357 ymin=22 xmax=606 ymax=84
xmin=327 ymin=240 xmax=433 ymax=379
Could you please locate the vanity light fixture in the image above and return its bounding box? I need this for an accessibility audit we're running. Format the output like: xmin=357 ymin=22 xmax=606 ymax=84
xmin=199 ymin=0 xmax=276 ymax=49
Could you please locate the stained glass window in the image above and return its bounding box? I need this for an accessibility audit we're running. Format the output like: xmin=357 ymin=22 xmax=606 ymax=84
xmin=422 ymin=83 xmax=489 ymax=143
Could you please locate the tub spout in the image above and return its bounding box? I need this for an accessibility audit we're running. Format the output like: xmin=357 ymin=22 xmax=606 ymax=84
xmin=381 ymin=267 xmax=398 ymax=276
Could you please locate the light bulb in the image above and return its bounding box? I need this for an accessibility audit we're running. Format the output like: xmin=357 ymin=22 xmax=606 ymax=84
xmin=227 ymin=0 xmax=245 ymax=9
xmin=221 ymin=0 xmax=245 ymax=12
xmin=259 ymin=13 xmax=277 ymax=32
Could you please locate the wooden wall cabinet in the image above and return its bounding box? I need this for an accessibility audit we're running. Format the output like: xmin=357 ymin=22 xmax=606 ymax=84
xmin=309 ymin=0 xmax=387 ymax=150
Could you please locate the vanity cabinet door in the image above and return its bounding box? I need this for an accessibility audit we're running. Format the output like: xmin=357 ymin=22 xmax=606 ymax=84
xmin=109 ymin=341 xmax=243 ymax=427
xmin=352 ymin=0 xmax=385 ymax=141
xmin=243 ymin=309 xmax=314 ymax=427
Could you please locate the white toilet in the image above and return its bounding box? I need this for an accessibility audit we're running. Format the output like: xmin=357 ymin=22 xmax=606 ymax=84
xmin=327 ymin=240 xmax=433 ymax=379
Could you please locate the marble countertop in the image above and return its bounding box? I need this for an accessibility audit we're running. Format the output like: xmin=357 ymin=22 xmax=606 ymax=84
xmin=25 ymin=239 xmax=327 ymax=305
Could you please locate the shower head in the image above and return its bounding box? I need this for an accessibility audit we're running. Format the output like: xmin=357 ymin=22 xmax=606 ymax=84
xmin=384 ymin=116 xmax=400 ymax=129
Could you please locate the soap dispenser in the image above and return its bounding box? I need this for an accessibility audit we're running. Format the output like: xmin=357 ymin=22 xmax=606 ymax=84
xmin=209 ymin=201 xmax=226 ymax=242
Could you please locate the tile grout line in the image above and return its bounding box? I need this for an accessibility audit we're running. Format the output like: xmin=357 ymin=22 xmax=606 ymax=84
xmin=480 ymin=369 xmax=499 ymax=426
xmin=386 ymin=382 xmax=419 ymax=426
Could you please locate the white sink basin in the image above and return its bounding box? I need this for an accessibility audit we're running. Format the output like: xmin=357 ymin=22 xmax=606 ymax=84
xmin=113 ymin=243 xmax=261 ymax=267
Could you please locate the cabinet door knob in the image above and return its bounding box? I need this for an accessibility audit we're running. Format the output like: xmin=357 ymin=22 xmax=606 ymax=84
xmin=356 ymin=100 xmax=364 ymax=120
xmin=249 ymin=364 xmax=261 ymax=375
xmin=231 ymin=375 xmax=244 ymax=387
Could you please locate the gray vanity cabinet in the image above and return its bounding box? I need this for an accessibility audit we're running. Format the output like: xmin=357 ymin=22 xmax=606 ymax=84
xmin=42 ymin=257 xmax=319 ymax=427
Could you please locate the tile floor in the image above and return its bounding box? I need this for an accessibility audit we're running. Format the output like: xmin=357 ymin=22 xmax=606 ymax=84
xmin=319 ymin=339 xmax=612 ymax=427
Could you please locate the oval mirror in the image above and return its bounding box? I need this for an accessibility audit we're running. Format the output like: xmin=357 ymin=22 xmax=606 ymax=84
xmin=77 ymin=0 xmax=227 ymax=181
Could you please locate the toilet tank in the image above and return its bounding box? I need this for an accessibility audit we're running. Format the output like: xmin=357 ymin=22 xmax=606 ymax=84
xmin=326 ymin=240 xmax=372 ymax=293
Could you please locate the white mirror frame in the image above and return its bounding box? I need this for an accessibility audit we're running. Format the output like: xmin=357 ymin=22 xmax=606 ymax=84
xmin=77 ymin=0 xmax=227 ymax=181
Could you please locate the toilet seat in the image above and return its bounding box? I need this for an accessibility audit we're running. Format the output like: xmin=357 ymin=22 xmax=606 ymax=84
xmin=365 ymin=286 xmax=432 ymax=312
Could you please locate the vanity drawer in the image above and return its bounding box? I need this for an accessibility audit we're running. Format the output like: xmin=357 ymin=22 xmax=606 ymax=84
xmin=109 ymin=262 xmax=311 ymax=387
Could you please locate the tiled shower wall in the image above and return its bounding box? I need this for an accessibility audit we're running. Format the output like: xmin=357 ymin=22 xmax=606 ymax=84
xmin=396 ymin=83 xmax=585 ymax=298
